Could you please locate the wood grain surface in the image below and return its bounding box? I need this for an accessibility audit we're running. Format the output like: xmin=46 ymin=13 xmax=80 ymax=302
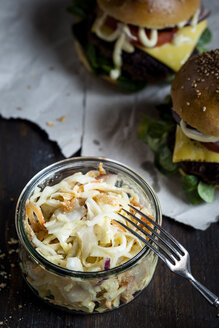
xmin=0 ymin=117 xmax=218 ymax=328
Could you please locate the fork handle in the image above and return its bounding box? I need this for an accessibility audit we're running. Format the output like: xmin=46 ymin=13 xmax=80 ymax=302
xmin=188 ymin=274 xmax=219 ymax=316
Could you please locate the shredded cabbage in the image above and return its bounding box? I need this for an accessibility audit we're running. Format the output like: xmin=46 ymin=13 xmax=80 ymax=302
xmin=23 ymin=164 xmax=157 ymax=313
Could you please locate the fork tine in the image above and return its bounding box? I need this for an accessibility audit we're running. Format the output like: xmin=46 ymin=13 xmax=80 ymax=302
xmin=118 ymin=213 xmax=177 ymax=264
xmin=129 ymin=204 xmax=186 ymax=255
xmin=122 ymin=208 xmax=181 ymax=260
xmin=114 ymin=219 xmax=168 ymax=264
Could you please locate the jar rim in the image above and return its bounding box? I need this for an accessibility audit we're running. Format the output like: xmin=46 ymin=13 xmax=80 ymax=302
xmin=15 ymin=156 xmax=162 ymax=279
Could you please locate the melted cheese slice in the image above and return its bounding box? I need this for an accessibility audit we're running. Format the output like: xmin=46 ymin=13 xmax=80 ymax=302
xmin=173 ymin=126 xmax=219 ymax=163
xmin=137 ymin=20 xmax=207 ymax=71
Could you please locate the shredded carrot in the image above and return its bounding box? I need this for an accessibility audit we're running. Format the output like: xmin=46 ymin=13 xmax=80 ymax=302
xmin=25 ymin=200 xmax=46 ymax=232
xmin=95 ymin=195 xmax=119 ymax=206
xmin=111 ymin=220 xmax=126 ymax=232
xmin=99 ymin=162 xmax=106 ymax=175
xmin=139 ymin=214 xmax=154 ymax=241
xmin=130 ymin=198 xmax=143 ymax=209
xmin=78 ymin=185 xmax=84 ymax=192
xmin=61 ymin=198 xmax=76 ymax=212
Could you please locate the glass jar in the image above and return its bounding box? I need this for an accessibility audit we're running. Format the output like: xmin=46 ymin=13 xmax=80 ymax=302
xmin=15 ymin=157 xmax=162 ymax=314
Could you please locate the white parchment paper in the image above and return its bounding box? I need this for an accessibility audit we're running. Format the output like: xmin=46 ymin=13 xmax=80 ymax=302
xmin=82 ymin=0 xmax=219 ymax=230
xmin=0 ymin=0 xmax=84 ymax=156
xmin=0 ymin=0 xmax=218 ymax=229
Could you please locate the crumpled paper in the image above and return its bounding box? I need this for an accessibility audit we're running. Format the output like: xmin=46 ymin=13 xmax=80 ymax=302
xmin=0 ymin=0 xmax=84 ymax=156
xmin=0 ymin=0 xmax=218 ymax=230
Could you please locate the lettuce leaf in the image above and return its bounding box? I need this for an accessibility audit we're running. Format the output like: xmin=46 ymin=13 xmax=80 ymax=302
xmin=181 ymin=175 xmax=215 ymax=204
xmin=197 ymin=28 xmax=212 ymax=54
xmin=138 ymin=114 xmax=178 ymax=175
xmin=181 ymin=175 xmax=203 ymax=204
xmin=117 ymin=77 xmax=147 ymax=93
xmin=155 ymin=95 xmax=173 ymax=122
xmin=154 ymin=145 xmax=179 ymax=175
xmin=138 ymin=97 xmax=215 ymax=204
xmin=138 ymin=114 xmax=173 ymax=151
xmin=197 ymin=181 xmax=215 ymax=203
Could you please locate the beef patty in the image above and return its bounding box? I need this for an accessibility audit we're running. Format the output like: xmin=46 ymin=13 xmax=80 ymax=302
xmin=89 ymin=32 xmax=173 ymax=81
xmin=168 ymin=127 xmax=219 ymax=185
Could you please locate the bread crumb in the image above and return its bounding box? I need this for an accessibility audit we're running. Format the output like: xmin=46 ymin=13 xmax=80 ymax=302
xmin=18 ymin=305 xmax=22 ymax=309
xmin=47 ymin=121 xmax=55 ymax=127
xmin=0 ymin=283 xmax=6 ymax=289
xmin=0 ymin=321 xmax=3 ymax=325
xmin=0 ymin=253 xmax=5 ymax=259
xmin=8 ymin=238 xmax=19 ymax=245
xmin=8 ymin=249 xmax=16 ymax=255
xmin=57 ymin=115 xmax=66 ymax=123
xmin=186 ymin=102 xmax=190 ymax=106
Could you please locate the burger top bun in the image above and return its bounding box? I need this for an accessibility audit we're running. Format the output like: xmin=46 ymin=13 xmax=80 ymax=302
xmin=97 ymin=0 xmax=200 ymax=29
xmin=171 ymin=49 xmax=219 ymax=137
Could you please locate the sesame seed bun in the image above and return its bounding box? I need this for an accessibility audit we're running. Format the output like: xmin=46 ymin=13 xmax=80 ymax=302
xmin=97 ymin=0 xmax=200 ymax=29
xmin=171 ymin=49 xmax=219 ymax=137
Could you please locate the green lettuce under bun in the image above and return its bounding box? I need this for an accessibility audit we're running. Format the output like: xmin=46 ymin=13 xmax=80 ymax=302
xmin=138 ymin=96 xmax=216 ymax=205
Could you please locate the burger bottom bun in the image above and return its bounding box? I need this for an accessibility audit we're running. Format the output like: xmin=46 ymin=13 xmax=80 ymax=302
xmin=74 ymin=40 xmax=117 ymax=86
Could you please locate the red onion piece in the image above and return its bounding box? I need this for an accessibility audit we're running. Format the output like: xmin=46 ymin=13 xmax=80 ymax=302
xmin=104 ymin=258 xmax=111 ymax=270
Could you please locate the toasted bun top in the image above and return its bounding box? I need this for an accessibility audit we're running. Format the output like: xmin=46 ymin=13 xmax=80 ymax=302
xmin=97 ymin=0 xmax=200 ymax=29
xmin=171 ymin=49 xmax=219 ymax=137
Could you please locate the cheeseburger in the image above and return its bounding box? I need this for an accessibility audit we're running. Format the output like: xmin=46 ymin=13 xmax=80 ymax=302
xmin=69 ymin=0 xmax=210 ymax=91
xmin=171 ymin=49 xmax=219 ymax=186
xmin=138 ymin=49 xmax=219 ymax=204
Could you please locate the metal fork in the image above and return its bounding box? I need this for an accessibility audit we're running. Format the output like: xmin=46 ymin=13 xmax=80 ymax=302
xmin=116 ymin=205 xmax=219 ymax=315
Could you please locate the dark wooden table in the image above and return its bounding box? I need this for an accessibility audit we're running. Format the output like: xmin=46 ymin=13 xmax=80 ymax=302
xmin=0 ymin=117 xmax=218 ymax=328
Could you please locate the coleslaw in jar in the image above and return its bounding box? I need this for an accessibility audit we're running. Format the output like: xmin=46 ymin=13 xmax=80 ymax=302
xmin=15 ymin=157 xmax=162 ymax=313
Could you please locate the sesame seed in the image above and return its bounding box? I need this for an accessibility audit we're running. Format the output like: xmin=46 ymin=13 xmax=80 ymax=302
xmin=186 ymin=102 xmax=190 ymax=106
xmin=202 ymin=106 xmax=206 ymax=111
